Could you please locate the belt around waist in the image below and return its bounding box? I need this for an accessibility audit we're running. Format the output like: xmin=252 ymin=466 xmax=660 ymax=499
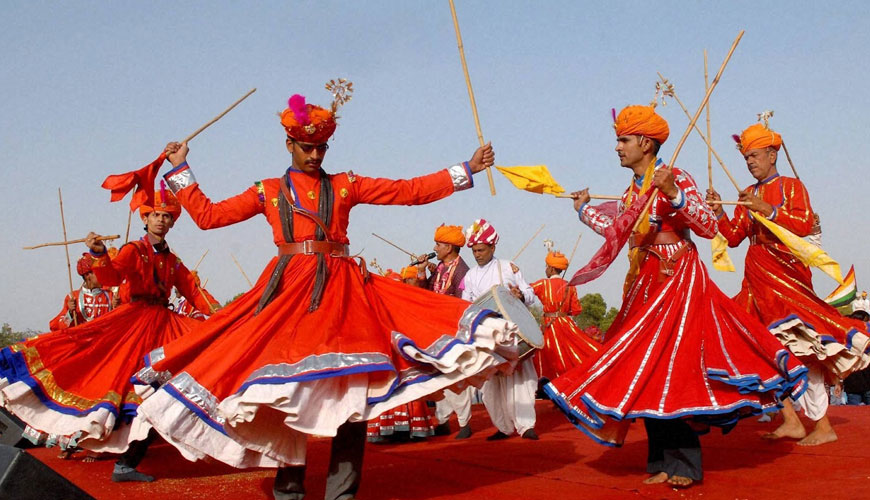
xmin=130 ymin=296 xmax=169 ymax=306
xmin=629 ymin=230 xmax=690 ymax=249
xmin=542 ymin=312 xmax=567 ymax=318
xmin=278 ymin=240 xmax=350 ymax=257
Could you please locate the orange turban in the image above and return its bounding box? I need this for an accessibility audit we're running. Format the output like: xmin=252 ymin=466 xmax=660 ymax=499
xmin=545 ymin=251 xmax=569 ymax=270
xmin=140 ymin=187 xmax=182 ymax=220
xmin=614 ymin=105 xmax=669 ymax=144
xmin=280 ymin=94 xmax=336 ymax=144
xmin=400 ymin=266 xmax=418 ymax=280
xmin=736 ymin=123 xmax=782 ymax=154
xmin=434 ymin=224 xmax=466 ymax=247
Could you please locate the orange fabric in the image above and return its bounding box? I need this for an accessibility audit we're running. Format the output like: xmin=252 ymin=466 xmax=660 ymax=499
xmin=385 ymin=269 xmax=403 ymax=281
xmin=101 ymin=152 xmax=166 ymax=212
xmin=280 ymin=95 xmax=336 ymax=143
xmin=545 ymin=251 xmax=569 ymax=270
xmin=614 ymin=105 xmax=669 ymax=144
xmin=400 ymin=266 xmax=418 ymax=280
xmin=530 ymin=277 xmax=598 ymax=380
xmin=434 ymin=224 xmax=465 ymax=247
xmin=139 ymin=189 xmax=182 ymax=220
xmin=91 ymin=238 xmax=213 ymax=316
xmin=737 ymin=123 xmax=782 ymax=154
xmin=174 ymin=168 xmax=456 ymax=247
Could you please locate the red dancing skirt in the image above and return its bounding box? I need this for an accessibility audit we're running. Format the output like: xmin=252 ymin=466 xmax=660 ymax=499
xmin=0 ymin=302 xmax=197 ymax=452
xmin=535 ymin=316 xmax=601 ymax=381
xmin=736 ymin=244 xmax=870 ymax=378
xmin=134 ymin=254 xmax=516 ymax=467
xmin=545 ymin=244 xmax=807 ymax=446
xmin=367 ymin=398 xmax=438 ymax=442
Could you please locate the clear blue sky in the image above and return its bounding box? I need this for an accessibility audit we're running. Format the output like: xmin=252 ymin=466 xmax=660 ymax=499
xmin=2 ymin=1 xmax=869 ymax=330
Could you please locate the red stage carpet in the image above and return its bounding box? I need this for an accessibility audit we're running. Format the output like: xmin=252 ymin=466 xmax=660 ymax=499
xmin=28 ymin=402 xmax=870 ymax=499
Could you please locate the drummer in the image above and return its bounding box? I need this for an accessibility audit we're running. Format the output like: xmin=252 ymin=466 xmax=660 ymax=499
xmin=461 ymin=219 xmax=540 ymax=440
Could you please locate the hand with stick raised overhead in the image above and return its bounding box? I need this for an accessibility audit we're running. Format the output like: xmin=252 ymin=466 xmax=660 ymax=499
xmin=467 ymin=142 xmax=495 ymax=174
xmin=166 ymin=141 xmax=189 ymax=168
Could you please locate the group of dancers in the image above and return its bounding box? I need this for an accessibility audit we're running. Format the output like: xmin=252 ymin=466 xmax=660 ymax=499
xmin=1 ymin=83 xmax=868 ymax=499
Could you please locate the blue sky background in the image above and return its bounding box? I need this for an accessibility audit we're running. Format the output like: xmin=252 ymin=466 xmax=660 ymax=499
xmin=2 ymin=1 xmax=869 ymax=330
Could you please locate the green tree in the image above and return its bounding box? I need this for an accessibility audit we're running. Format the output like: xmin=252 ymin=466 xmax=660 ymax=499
xmin=575 ymin=293 xmax=607 ymax=330
xmin=601 ymin=306 xmax=619 ymax=332
xmin=0 ymin=323 xmax=34 ymax=349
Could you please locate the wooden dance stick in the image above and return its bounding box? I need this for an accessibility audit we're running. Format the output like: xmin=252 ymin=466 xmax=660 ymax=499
xmin=633 ymin=30 xmax=744 ymax=232
xmin=182 ymin=88 xmax=257 ymax=144
xmin=780 ymin=141 xmax=800 ymax=180
xmin=560 ymin=231 xmax=583 ymax=278
xmin=512 ymin=224 xmax=545 ymax=261
xmin=554 ymin=194 xmax=622 ymax=201
xmin=657 ymin=72 xmax=741 ymax=192
xmin=231 ymin=253 xmax=254 ymax=288
xmin=707 ymin=200 xmax=751 ymax=206
xmin=23 ymin=234 xmax=120 ymax=250
xmin=57 ymin=188 xmax=77 ymax=326
xmin=192 ymin=249 xmax=209 ymax=272
xmin=124 ymin=208 xmax=133 ymax=243
xmin=371 ymin=233 xmax=415 ymax=257
xmin=704 ymin=50 xmax=713 ymax=191
xmin=448 ymin=0 xmax=496 ymax=196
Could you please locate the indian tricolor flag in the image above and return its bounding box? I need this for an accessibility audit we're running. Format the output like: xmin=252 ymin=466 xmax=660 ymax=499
xmin=824 ymin=265 xmax=856 ymax=307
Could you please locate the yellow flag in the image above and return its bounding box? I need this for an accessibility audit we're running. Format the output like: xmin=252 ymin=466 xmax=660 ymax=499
xmin=711 ymin=232 xmax=736 ymax=272
xmin=495 ymin=165 xmax=565 ymax=195
xmin=752 ymin=212 xmax=844 ymax=284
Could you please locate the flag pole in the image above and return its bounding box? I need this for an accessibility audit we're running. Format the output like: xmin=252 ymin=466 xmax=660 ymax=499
xmin=182 ymin=88 xmax=257 ymax=144
xmin=448 ymin=0 xmax=496 ymax=195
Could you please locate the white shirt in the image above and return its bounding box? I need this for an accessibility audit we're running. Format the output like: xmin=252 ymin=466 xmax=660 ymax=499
xmin=461 ymin=257 xmax=537 ymax=305
xmin=852 ymin=296 xmax=870 ymax=313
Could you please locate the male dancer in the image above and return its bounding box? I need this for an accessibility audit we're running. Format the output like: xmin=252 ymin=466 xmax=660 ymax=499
xmin=49 ymin=254 xmax=115 ymax=330
xmin=132 ymin=88 xmax=514 ymax=500
xmin=546 ymin=105 xmax=806 ymax=487
xmin=707 ymin=122 xmax=870 ymax=445
xmin=529 ymin=251 xmax=599 ymax=382
xmin=461 ymin=219 xmax=539 ymax=440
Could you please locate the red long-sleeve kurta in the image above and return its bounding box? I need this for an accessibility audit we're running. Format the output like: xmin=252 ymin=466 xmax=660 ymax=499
xmin=0 ymin=235 xmax=212 ymax=453
xmin=530 ymin=277 xmax=599 ymax=380
xmin=132 ymin=161 xmax=498 ymax=468
xmin=717 ymin=174 xmax=870 ymax=378
xmin=546 ymin=162 xmax=807 ymax=447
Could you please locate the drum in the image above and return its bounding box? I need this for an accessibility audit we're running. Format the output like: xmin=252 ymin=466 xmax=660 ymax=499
xmin=474 ymin=285 xmax=543 ymax=359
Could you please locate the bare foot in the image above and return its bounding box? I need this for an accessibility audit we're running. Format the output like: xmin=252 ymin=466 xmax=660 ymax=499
xmin=667 ymin=475 xmax=694 ymax=488
xmin=761 ymin=420 xmax=806 ymax=440
xmin=57 ymin=449 xmax=73 ymax=460
xmin=797 ymin=427 xmax=837 ymax=446
xmin=642 ymin=472 xmax=668 ymax=484
xmin=82 ymin=452 xmax=100 ymax=463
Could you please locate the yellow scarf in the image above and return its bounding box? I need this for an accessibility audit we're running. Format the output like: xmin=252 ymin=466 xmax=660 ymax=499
xmin=623 ymin=159 xmax=657 ymax=295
